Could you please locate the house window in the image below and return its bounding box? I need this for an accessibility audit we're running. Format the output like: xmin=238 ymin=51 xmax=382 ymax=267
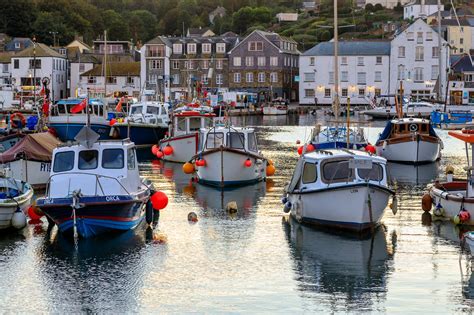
xmin=376 ymin=56 xmax=382 ymax=65
xmin=329 ymin=72 xmax=334 ymax=84
xmin=357 ymin=57 xmax=364 ymax=66
xmin=341 ymin=57 xmax=347 ymax=65
xmin=88 ymin=76 xmax=96 ymax=84
xmin=431 ymin=65 xmax=439 ymax=80
xmin=201 ymin=74 xmax=208 ymax=85
xmin=257 ymin=57 xmax=266 ymax=66
xmin=304 ymin=72 xmax=315 ymax=82
xmin=216 ymin=43 xmax=226 ymax=53
xmin=432 ymin=47 xmax=439 ymax=58
xmin=258 ymin=72 xmax=265 ymax=82
xmin=126 ymin=76 xmax=134 ymax=84
xmin=245 ymin=56 xmax=254 ymax=67
xmin=414 ymin=67 xmax=423 ymax=82
xmin=270 ymin=57 xmax=278 ymax=66
xmin=341 ymin=71 xmax=348 ymax=82
xmin=13 ymin=59 xmax=19 ymax=69
xmin=305 ymin=89 xmax=315 ymax=98
xmin=426 ymin=32 xmax=433 ymax=41
xmin=398 ymin=46 xmax=405 ymax=58
xmin=202 ymin=60 xmax=209 ymax=69
xmin=415 ymin=46 xmax=424 ymax=61
xmin=173 ymin=44 xmax=182 ymax=54
xmin=202 ymin=43 xmax=211 ymax=54
xmin=234 ymin=72 xmax=241 ymax=83
xmin=79 ymin=63 xmax=85 ymax=72
xmin=358 ymin=88 xmax=365 ymax=97
xmin=397 ymin=65 xmax=405 ymax=80
xmin=147 ymin=45 xmax=165 ymax=57
xmin=2 ymin=64 xmax=8 ymax=73
xmin=216 ymin=74 xmax=223 ymax=85
xmin=246 ymin=72 xmax=253 ymax=83
xmin=310 ymin=57 xmax=315 ymax=66
xmin=216 ymin=60 xmax=223 ymax=69
xmin=248 ymin=41 xmax=263 ymax=51
xmin=148 ymin=74 xmax=157 ymax=84
xmin=107 ymin=76 xmax=117 ymax=84
xmin=342 ymin=88 xmax=348 ymax=97
xmin=324 ymin=88 xmax=331 ymax=98
xmin=172 ymin=60 xmax=179 ymax=69
xmin=233 ymin=57 xmax=241 ymax=66
xmin=407 ymin=32 xmax=414 ymax=41
xmin=187 ymin=43 xmax=196 ymax=54
xmin=460 ymin=38 xmax=464 ymax=45
xmin=14 ymin=42 xmax=20 ymax=49
xmin=270 ymin=72 xmax=278 ymax=82
xmin=150 ymin=60 xmax=163 ymax=69
xmin=375 ymin=71 xmax=382 ymax=82
xmin=416 ymin=32 xmax=423 ymax=44
xmin=172 ymin=74 xmax=179 ymax=84
xmin=375 ymin=88 xmax=381 ymax=96
xmin=29 ymin=59 xmax=41 ymax=69
xmin=357 ymin=72 xmax=366 ymax=84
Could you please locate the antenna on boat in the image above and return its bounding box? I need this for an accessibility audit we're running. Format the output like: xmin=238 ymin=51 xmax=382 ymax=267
xmin=75 ymin=88 xmax=100 ymax=148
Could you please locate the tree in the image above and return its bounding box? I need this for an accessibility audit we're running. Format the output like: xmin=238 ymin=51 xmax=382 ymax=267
xmin=102 ymin=10 xmax=131 ymax=40
xmin=32 ymin=11 xmax=73 ymax=45
xmin=232 ymin=7 xmax=254 ymax=34
xmin=0 ymin=0 xmax=37 ymax=37
xmin=127 ymin=10 xmax=158 ymax=42
xmin=373 ymin=4 xmax=384 ymax=11
xmin=365 ymin=3 xmax=374 ymax=12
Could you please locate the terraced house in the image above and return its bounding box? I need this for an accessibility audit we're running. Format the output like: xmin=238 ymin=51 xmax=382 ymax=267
xmin=228 ymin=30 xmax=300 ymax=102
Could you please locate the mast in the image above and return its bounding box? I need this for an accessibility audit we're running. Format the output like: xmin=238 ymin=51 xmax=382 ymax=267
xmin=333 ymin=0 xmax=340 ymax=123
xmin=437 ymin=0 xmax=443 ymax=101
xmin=103 ymin=30 xmax=108 ymax=119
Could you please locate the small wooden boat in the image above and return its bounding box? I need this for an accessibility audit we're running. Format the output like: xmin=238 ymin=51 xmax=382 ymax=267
xmin=262 ymin=98 xmax=288 ymax=116
xmin=375 ymin=118 xmax=442 ymax=164
xmin=427 ymin=129 xmax=474 ymax=225
xmin=36 ymin=127 xmax=160 ymax=238
xmin=0 ymin=175 xmax=33 ymax=230
xmin=190 ymin=125 xmax=274 ymax=187
xmin=284 ymin=149 xmax=395 ymax=232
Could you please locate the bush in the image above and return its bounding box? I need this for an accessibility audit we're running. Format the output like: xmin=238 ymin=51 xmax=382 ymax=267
xmin=365 ymin=3 xmax=374 ymax=12
xmin=374 ymin=4 xmax=384 ymax=11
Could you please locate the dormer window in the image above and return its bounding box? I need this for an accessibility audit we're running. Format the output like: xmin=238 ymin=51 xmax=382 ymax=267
xmin=59 ymin=48 xmax=67 ymax=55
xmin=14 ymin=42 xmax=20 ymax=49
xmin=216 ymin=43 xmax=226 ymax=53
xmin=248 ymin=41 xmax=263 ymax=51
xmin=173 ymin=44 xmax=182 ymax=54
xmin=187 ymin=43 xmax=197 ymax=54
xmin=202 ymin=43 xmax=211 ymax=54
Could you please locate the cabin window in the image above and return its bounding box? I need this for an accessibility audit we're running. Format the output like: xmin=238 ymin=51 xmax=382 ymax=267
xmin=57 ymin=104 xmax=67 ymax=114
xmin=53 ymin=151 xmax=75 ymax=172
xmin=177 ymin=118 xmax=186 ymax=132
xmin=302 ymin=163 xmax=317 ymax=184
xmin=189 ymin=118 xmax=201 ymax=132
xmin=321 ymin=159 xmax=354 ymax=183
xmin=420 ymin=124 xmax=428 ymax=133
xmin=398 ymin=124 xmax=407 ymax=133
xmin=127 ymin=149 xmax=136 ymax=170
xmin=203 ymin=118 xmax=213 ymax=128
xmin=78 ymin=150 xmax=98 ymax=170
xmin=206 ymin=132 xmax=224 ymax=149
xmin=227 ymin=132 xmax=245 ymax=149
xmin=358 ymin=163 xmax=383 ymax=181
xmin=130 ymin=106 xmax=143 ymax=115
xmin=102 ymin=149 xmax=124 ymax=169
xmin=248 ymin=132 xmax=258 ymax=152
xmin=146 ymin=106 xmax=159 ymax=115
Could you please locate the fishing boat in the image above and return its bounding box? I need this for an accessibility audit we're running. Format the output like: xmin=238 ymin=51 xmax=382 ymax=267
xmin=0 ymin=132 xmax=61 ymax=188
xmin=36 ymin=126 xmax=157 ymax=238
xmin=375 ymin=117 xmax=442 ymax=164
xmin=0 ymin=174 xmax=33 ymax=230
xmin=49 ymin=98 xmax=110 ymax=141
xmin=158 ymin=108 xmax=215 ymax=163
xmin=426 ymin=129 xmax=474 ymax=225
xmin=262 ymin=98 xmax=288 ymax=115
xmin=189 ymin=125 xmax=274 ymax=187
xmin=283 ymin=149 xmax=395 ymax=232
xmin=110 ymin=101 xmax=170 ymax=146
xmin=310 ymin=124 xmax=368 ymax=150
xmin=430 ymin=110 xmax=474 ymax=130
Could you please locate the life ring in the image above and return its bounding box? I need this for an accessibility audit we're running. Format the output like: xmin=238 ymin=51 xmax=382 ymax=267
xmin=409 ymin=123 xmax=418 ymax=132
xmin=10 ymin=112 xmax=26 ymax=128
xmin=462 ymin=128 xmax=474 ymax=134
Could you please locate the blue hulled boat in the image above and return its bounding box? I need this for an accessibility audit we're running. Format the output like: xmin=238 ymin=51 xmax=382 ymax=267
xmin=310 ymin=126 xmax=368 ymax=150
xmin=36 ymin=127 xmax=156 ymax=238
xmin=430 ymin=110 xmax=474 ymax=130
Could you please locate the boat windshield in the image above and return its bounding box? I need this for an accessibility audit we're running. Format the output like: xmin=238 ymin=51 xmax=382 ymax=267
xmin=53 ymin=151 xmax=75 ymax=172
xmin=206 ymin=132 xmax=224 ymax=149
xmin=302 ymin=162 xmax=317 ymax=184
xmin=358 ymin=163 xmax=383 ymax=181
xmin=146 ymin=106 xmax=159 ymax=115
xmin=130 ymin=106 xmax=143 ymax=115
xmin=227 ymin=132 xmax=245 ymax=149
xmin=78 ymin=150 xmax=98 ymax=170
xmin=102 ymin=149 xmax=124 ymax=169
xmin=248 ymin=132 xmax=258 ymax=152
xmin=321 ymin=159 xmax=354 ymax=183
xmin=189 ymin=118 xmax=201 ymax=132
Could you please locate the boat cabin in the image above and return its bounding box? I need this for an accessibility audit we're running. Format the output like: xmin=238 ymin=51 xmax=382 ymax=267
xmin=199 ymin=126 xmax=259 ymax=153
xmin=47 ymin=140 xmax=141 ymax=198
xmin=383 ymin=118 xmax=436 ymax=138
xmin=173 ymin=112 xmax=215 ymax=136
xmin=128 ymin=101 xmax=170 ymax=125
xmin=50 ymin=99 xmax=106 ymax=116
xmin=287 ymin=150 xmax=388 ymax=192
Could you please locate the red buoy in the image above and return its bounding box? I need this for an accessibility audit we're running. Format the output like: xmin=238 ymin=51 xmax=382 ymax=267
xmin=156 ymin=150 xmax=164 ymax=158
xmin=244 ymin=158 xmax=252 ymax=167
xmin=151 ymin=145 xmax=159 ymax=155
xmin=306 ymin=144 xmax=315 ymax=152
xmin=297 ymin=146 xmax=304 ymax=155
xmin=365 ymin=144 xmax=376 ymax=154
xmin=109 ymin=118 xmax=117 ymax=126
xmin=28 ymin=206 xmax=42 ymax=223
xmin=163 ymin=145 xmax=173 ymax=155
xmin=151 ymin=191 xmax=169 ymax=210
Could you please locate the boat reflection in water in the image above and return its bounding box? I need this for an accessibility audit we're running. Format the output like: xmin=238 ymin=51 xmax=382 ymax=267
xmin=387 ymin=162 xmax=439 ymax=186
xmin=283 ymin=217 xmax=394 ymax=312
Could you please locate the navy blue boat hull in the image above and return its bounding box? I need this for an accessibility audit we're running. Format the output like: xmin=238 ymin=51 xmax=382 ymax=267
xmin=114 ymin=125 xmax=167 ymax=146
xmin=37 ymin=195 xmax=147 ymax=238
xmin=49 ymin=123 xmax=111 ymax=142
xmin=311 ymin=141 xmax=367 ymax=150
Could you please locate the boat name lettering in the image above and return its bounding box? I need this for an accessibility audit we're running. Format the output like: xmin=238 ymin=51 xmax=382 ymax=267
xmin=40 ymin=162 xmax=51 ymax=172
xmin=350 ymin=189 xmax=358 ymax=193
xmin=106 ymin=196 xmax=120 ymax=201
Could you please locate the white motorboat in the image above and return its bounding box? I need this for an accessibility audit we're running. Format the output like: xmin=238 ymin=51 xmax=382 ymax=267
xmin=158 ymin=109 xmax=215 ymax=163
xmin=361 ymin=101 xmax=438 ymax=119
xmin=262 ymin=98 xmax=288 ymax=116
xmin=284 ymin=149 xmax=395 ymax=232
xmin=376 ymin=118 xmax=442 ymax=164
xmin=190 ymin=125 xmax=274 ymax=187
xmin=426 ymin=129 xmax=474 ymax=225
xmin=0 ymin=175 xmax=33 ymax=230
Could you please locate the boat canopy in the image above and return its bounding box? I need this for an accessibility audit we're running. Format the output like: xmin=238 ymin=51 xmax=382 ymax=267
xmin=0 ymin=132 xmax=60 ymax=163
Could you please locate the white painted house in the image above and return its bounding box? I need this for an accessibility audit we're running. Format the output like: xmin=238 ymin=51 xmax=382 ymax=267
xmin=11 ymin=43 xmax=67 ymax=101
xmin=389 ymin=18 xmax=448 ymax=100
xmin=69 ymin=54 xmax=100 ymax=97
xmin=404 ymin=0 xmax=443 ymax=20
xmin=299 ymin=41 xmax=391 ymax=105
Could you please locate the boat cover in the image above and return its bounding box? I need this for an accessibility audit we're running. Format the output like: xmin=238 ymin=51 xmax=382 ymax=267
xmin=287 ymin=158 xmax=304 ymax=193
xmin=377 ymin=121 xmax=438 ymax=141
xmin=0 ymin=132 xmax=61 ymax=163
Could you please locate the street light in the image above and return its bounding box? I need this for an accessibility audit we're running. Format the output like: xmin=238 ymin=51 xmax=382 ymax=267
xmin=49 ymin=31 xmax=58 ymax=47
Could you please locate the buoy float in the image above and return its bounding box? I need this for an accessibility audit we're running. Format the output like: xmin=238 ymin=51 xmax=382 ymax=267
xmin=145 ymin=200 xmax=154 ymax=225
xmin=421 ymin=194 xmax=432 ymax=212
xmin=226 ymin=201 xmax=238 ymax=213
xmin=296 ymin=140 xmax=301 ymax=145
xmin=281 ymin=196 xmax=288 ymax=204
xmin=163 ymin=145 xmax=173 ymax=156
xmin=196 ymin=159 xmax=207 ymax=167
xmin=266 ymin=164 xmax=276 ymax=176
xmin=151 ymin=145 xmax=159 ymax=155
xmin=283 ymin=201 xmax=292 ymax=213
xmin=365 ymin=144 xmax=376 ymax=154
xmin=109 ymin=118 xmax=117 ymax=126
xmin=11 ymin=208 xmax=26 ymax=229
xmin=183 ymin=162 xmax=195 ymax=174
xmin=297 ymin=146 xmax=304 ymax=155
xmin=453 ymin=215 xmax=461 ymax=225
xmin=156 ymin=150 xmax=164 ymax=158
xmin=459 ymin=209 xmax=471 ymax=223
xmin=150 ymin=191 xmax=168 ymax=210
xmin=188 ymin=212 xmax=198 ymax=223
xmin=28 ymin=206 xmax=42 ymax=223
xmin=244 ymin=158 xmax=252 ymax=167
xmin=306 ymin=144 xmax=315 ymax=152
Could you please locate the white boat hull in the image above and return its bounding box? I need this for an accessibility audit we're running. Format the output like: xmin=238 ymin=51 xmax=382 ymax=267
xmin=263 ymin=107 xmax=287 ymax=115
xmin=287 ymin=184 xmax=391 ymax=231
xmin=429 ymin=184 xmax=474 ymax=225
xmin=376 ymin=139 xmax=440 ymax=164
xmin=0 ymin=184 xmax=33 ymax=230
xmin=465 ymin=232 xmax=474 ymax=254
xmin=196 ymin=149 xmax=266 ymax=187
xmin=159 ymin=134 xmax=198 ymax=163
xmin=4 ymin=159 xmax=51 ymax=188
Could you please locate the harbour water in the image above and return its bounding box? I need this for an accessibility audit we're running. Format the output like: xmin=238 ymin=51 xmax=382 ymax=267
xmin=1 ymin=113 xmax=473 ymax=313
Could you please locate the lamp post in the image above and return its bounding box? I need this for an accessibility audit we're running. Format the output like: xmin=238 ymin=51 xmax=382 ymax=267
xmin=33 ymin=36 xmax=37 ymax=109
xmin=49 ymin=31 xmax=58 ymax=46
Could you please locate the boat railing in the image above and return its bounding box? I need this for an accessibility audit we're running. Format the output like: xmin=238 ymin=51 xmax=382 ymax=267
xmin=45 ymin=172 xmax=131 ymax=199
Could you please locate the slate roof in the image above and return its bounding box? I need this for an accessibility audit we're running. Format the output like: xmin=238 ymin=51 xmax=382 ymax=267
xmin=0 ymin=52 xmax=13 ymax=63
xmin=4 ymin=38 xmax=33 ymax=52
xmin=80 ymin=62 xmax=140 ymax=77
xmin=303 ymin=41 xmax=391 ymax=56
xmin=451 ymin=54 xmax=474 ymax=72
xmin=441 ymin=18 xmax=472 ymax=26
xmin=15 ymin=43 xmax=64 ymax=58
xmin=69 ymin=52 xmax=101 ymax=64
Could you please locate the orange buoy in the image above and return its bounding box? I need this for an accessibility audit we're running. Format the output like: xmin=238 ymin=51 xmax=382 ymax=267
xmin=183 ymin=162 xmax=195 ymax=174
xmin=156 ymin=150 xmax=164 ymax=158
xmin=151 ymin=191 xmax=168 ymax=210
xmin=421 ymin=194 xmax=432 ymax=212
xmin=163 ymin=145 xmax=173 ymax=155
xmin=266 ymin=164 xmax=276 ymax=176
xmin=151 ymin=145 xmax=159 ymax=155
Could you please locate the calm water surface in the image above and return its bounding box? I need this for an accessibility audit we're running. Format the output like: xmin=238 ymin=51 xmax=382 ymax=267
xmin=1 ymin=112 xmax=474 ymax=313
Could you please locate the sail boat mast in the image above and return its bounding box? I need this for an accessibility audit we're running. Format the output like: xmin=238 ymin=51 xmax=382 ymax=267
xmin=437 ymin=0 xmax=442 ymax=101
xmin=103 ymin=30 xmax=108 ymax=119
xmin=333 ymin=0 xmax=339 ymax=123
